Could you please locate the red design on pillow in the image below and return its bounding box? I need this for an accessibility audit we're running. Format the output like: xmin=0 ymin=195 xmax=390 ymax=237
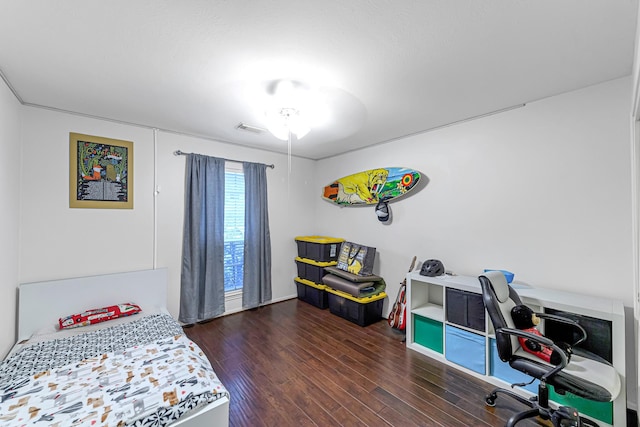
xmin=59 ymin=303 xmax=141 ymax=329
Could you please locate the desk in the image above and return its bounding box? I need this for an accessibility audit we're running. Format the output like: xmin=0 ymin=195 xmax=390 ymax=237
xmin=406 ymin=272 xmax=626 ymax=427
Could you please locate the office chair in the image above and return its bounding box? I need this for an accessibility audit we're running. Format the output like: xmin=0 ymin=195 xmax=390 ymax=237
xmin=479 ymin=271 xmax=620 ymax=427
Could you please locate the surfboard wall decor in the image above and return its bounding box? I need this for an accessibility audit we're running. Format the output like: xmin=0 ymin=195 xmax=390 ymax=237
xmin=322 ymin=167 xmax=421 ymax=206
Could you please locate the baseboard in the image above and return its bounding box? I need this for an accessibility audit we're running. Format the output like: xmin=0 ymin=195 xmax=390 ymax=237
xmin=221 ymin=293 xmax=297 ymax=316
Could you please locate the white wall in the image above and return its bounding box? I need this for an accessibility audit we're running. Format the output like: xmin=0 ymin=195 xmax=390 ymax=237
xmin=16 ymin=107 xmax=316 ymax=331
xmin=19 ymin=109 xmax=156 ymax=281
xmin=316 ymin=76 xmax=636 ymax=405
xmin=317 ymin=77 xmax=634 ymax=308
xmin=0 ymin=79 xmax=22 ymax=357
xmin=631 ymin=3 xmax=640 ymax=417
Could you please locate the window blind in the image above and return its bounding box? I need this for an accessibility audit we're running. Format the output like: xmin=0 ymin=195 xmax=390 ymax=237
xmin=224 ymin=170 xmax=245 ymax=292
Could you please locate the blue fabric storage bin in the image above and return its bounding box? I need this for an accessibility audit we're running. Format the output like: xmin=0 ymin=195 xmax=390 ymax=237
xmin=445 ymin=325 xmax=485 ymax=374
xmin=489 ymin=339 xmax=538 ymax=394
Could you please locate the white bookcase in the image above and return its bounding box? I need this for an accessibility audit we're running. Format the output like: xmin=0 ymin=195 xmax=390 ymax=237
xmin=405 ymin=271 xmax=626 ymax=427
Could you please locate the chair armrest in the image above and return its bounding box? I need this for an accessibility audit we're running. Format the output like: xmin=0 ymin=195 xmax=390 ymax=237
xmin=534 ymin=312 xmax=587 ymax=347
xmin=497 ymin=327 xmax=568 ymax=382
xmin=498 ymin=327 xmax=556 ymax=348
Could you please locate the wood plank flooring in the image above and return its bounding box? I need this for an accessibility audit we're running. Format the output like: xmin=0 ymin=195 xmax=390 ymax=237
xmin=184 ymin=298 xmax=551 ymax=427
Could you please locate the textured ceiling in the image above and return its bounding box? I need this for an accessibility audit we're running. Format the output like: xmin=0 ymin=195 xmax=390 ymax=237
xmin=0 ymin=1 xmax=637 ymax=159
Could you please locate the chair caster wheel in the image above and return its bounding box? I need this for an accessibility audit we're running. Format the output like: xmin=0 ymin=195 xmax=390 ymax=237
xmin=485 ymin=393 xmax=496 ymax=407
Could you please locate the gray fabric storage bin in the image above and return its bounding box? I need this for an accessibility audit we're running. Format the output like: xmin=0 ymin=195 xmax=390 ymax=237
xmin=446 ymin=288 xmax=485 ymax=332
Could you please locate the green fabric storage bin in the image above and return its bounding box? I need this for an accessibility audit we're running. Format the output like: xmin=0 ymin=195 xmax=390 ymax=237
xmin=414 ymin=314 xmax=443 ymax=354
xmin=549 ymin=385 xmax=613 ymax=425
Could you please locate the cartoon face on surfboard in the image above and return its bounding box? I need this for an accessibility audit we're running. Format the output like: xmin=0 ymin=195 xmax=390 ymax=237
xmin=323 ymin=167 xmax=421 ymax=205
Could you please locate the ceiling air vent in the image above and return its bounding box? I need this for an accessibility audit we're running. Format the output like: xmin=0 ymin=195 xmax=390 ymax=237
xmin=236 ymin=122 xmax=266 ymax=134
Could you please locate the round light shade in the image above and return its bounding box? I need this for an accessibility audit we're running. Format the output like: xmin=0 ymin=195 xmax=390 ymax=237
xmin=266 ymin=106 xmax=310 ymax=141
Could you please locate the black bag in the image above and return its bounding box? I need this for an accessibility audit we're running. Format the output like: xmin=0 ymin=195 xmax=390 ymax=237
xmin=336 ymin=241 xmax=376 ymax=276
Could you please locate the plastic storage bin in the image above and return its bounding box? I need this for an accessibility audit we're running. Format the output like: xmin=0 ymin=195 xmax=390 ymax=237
xmin=413 ymin=314 xmax=443 ymax=354
xmin=295 ymin=257 xmax=336 ymax=284
xmin=326 ymin=287 xmax=386 ymax=326
xmin=483 ymin=269 xmax=515 ymax=283
xmin=445 ymin=288 xmax=485 ymax=332
xmin=294 ymin=277 xmax=329 ymax=309
xmin=295 ymin=236 xmax=344 ymax=262
xmin=445 ymin=325 xmax=486 ymax=374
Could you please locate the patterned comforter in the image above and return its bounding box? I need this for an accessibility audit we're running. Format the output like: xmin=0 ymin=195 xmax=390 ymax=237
xmin=0 ymin=314 xmax=228 ymax=426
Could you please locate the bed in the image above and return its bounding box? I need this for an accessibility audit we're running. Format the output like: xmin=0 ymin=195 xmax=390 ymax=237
xmin=0 ymin=268 xmax=230 ymax=426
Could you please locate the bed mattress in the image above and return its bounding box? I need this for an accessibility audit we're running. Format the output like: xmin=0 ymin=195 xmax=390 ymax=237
xmin=0 ymin=313 xmax=229 ymax=426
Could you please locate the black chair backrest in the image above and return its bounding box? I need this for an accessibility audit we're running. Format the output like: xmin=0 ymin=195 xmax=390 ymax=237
xmin=479 ymin=272 xmax=523 ymax=362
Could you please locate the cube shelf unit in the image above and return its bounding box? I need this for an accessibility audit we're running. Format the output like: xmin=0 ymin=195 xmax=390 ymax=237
xmin=405 ymin=272 xmax=626 ymax=427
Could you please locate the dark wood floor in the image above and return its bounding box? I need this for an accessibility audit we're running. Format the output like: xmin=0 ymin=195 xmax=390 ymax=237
xmin=184 ymin=298 xmax=551 ymax=427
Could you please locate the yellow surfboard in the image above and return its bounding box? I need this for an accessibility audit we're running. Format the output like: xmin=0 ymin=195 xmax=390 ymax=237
xmin=322 ymin=167 xmax=421 ymax=205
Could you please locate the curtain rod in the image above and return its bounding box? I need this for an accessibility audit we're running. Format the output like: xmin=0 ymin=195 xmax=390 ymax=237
xmin=173 ymin=150 xmax=275 ymax=169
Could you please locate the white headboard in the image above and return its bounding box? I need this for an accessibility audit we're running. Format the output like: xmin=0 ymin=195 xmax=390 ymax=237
xmin=18 ymin=268 xmax=168 ymax=341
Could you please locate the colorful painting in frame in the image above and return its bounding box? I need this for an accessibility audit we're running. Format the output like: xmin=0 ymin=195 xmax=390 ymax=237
xmin=69 ymin=132 xmax=133 ymax=209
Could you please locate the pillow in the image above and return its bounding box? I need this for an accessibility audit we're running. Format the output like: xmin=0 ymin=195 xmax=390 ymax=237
xmin=58 ymin=302 xmax=142 ymax=330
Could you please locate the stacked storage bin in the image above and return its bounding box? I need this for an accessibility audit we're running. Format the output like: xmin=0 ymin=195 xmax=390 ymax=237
xmin=323 ymin=269 xmax=387 ymax=326
xmin=294 ymin=236 xmax=344 ymax=309
xmin=321 ymin=240 xmax=387 ymax=326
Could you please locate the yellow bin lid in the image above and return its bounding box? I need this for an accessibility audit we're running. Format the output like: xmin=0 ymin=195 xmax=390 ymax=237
xmin=325 ymin=287 xmax=387 ymax=303
xmin=294 ymin=276 xmax=326 ymax=290
xmin=294 ymin=236 xmax=345 ymax=244
xmin=295 ymin=257 xmax=337 ymax=267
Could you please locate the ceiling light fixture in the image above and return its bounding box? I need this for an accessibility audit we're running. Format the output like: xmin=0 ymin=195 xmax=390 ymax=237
xmin=265 ymin=80 xmax=312 ymax=141
xmin=266 ymin=107 xmax=310 ymax=141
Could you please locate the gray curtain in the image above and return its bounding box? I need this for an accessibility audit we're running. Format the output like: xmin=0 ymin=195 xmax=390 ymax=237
xmin=242 ymin=162 xmax=272 ymax=309
xmin=179 ymin=154 xmax=225 ymax=323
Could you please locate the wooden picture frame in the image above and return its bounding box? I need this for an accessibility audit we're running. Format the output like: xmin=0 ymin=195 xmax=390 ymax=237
xmin=69 ymin=132 xmax=133 ymax=209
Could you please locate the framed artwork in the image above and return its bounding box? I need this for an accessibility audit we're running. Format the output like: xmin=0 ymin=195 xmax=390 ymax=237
xmin=69 ymin=132 xmax=133 ymax=209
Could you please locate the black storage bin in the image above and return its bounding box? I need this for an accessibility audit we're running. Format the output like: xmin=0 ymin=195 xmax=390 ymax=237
xmin=295 ymin=277 xmax=329 ymax=309
xmin=327 ymin=289 xmax=386 ymax=327
xmin=543 ymin=308 xmax=612 ymax=363
xmin=446 ymin=288 xmax=486 ymax=332
xmin=295 ymin=236 xmax=344 ymax=262
xmin=295 ymin=257 xmax=335 ymax=284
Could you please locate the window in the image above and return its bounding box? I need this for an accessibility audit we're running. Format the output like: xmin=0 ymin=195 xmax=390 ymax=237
xmin=223 ymin=165 xmax=244 ymax=292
